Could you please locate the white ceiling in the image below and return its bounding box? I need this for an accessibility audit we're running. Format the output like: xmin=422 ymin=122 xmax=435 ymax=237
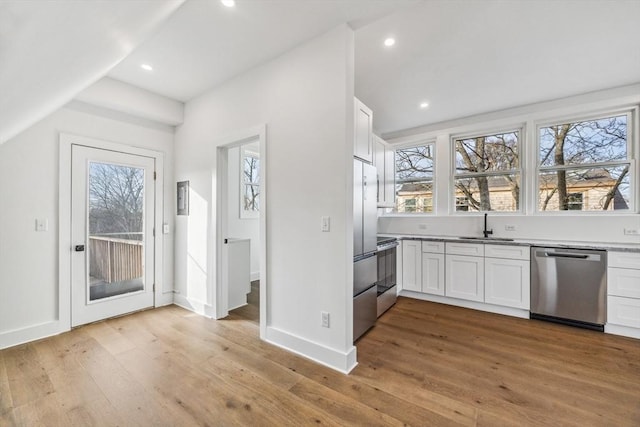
xmin=2 ymin=0 xmax=639 ymax=143
xmin=107 ymin=0 xmax=418 ymax=102
xmin=0 ymin=0 xmax=185 ymax=144
xmin=355 ymin=0 xmax=640 ymax=136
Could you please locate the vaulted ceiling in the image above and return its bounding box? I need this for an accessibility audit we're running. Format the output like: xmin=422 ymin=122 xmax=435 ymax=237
xmin=0 ymin=0 xmax=185 ymax=143
xmin=2 ymin=0 xmax=639 ymax=144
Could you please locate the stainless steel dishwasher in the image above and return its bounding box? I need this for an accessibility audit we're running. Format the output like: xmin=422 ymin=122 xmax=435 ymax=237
xmin=530 ymin=247 xmax=606 ymax=331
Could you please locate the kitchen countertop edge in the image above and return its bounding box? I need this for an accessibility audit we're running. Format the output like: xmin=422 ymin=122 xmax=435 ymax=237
xmin=380 ymin=234 xmax=640 ymax=253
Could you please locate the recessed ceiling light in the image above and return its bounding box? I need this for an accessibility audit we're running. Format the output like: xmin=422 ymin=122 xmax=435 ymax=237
xmin=221 ymin=0 xmax=235 ymax=7
xmin=383 ymin=37 xmax=395 ymax=47
xmin=420 ymin=102 xmax=429 ymax=109
xmin=140 ymin=64 xmax=153 ymax=71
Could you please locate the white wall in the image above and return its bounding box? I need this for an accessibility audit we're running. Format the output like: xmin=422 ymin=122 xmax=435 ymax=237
xmin=227 ymin=146 xmax=260 ymax=280
xmin=381 ymin=84 xmax=640 ymax=246
xmin=173 ymin=25 xmax=356 ymax=372
xmin=0 ymin=102 xmax=175 ymax=349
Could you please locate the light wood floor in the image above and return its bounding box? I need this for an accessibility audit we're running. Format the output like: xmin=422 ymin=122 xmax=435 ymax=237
xmin=1 ymin=287 xmax=639 ymax=426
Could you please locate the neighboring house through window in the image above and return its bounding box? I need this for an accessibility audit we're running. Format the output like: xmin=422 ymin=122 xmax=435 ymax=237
xmin=453 ymin=129 xmax=521 ymax=212
xmin=537 ymin=112 xmax=632 ymax=212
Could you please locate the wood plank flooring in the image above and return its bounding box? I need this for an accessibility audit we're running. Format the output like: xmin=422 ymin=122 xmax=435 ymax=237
xmin=1 ymin=286 xmax=639 ymax=426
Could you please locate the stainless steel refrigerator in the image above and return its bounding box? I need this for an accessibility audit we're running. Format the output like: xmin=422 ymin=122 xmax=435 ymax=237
xmin=353 ymin=159 xmax=378 ymax=341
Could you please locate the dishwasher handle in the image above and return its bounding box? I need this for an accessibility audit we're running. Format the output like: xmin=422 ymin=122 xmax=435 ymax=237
xmin=544 ymin=252 xmax=589 ymax=259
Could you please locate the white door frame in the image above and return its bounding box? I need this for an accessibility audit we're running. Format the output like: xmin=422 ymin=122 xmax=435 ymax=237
xmin=59 ymin=133 xmax=164 ymax=329
xmin=214 ymin=124 xmax=267 ymax=339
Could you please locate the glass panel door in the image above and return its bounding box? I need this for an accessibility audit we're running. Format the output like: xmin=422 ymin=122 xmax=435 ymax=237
xmin=71 ymin=145 xmax=155 ymax=327
xmin=88 ymin=162 xmax=145 ymax=301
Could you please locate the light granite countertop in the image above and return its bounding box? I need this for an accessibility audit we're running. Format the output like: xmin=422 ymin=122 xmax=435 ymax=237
xmin=380 ymin=234 xmax=640 ymax=253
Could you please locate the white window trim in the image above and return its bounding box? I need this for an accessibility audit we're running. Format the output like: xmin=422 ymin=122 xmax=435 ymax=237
xmin=449 ymin=125 xmax=525 ymax=215
xmin=533 ymin=107 xmax=637 ymax=215
xmin=390 ymin=139 xmax=437 ymax=216
xmin=240 ymin=143 xmax=260 ymax=219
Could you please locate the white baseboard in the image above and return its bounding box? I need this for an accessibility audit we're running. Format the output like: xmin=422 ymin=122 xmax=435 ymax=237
xmin=0 ymin=320 xmax=67 ymax=350
xmin=605 ymin=324 xmax=640 ymax=339
xmin=399 ymin=290 xmax=530 ymax=319
xmin=265 ymin=326 xmax=357 ymax=374
xmin=173 ymin=294 xmax=216 ymax=318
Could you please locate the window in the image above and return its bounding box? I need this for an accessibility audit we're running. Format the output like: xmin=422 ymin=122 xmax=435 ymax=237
xmin=455 ymin=196 xmax=470 ymax=212
xmin=394 ymin=143 xmax=435 ymax=213
xmin=567 ymin=193 xmax=583 ymax=211
xmin=240 ymin=142 xmax=260 ymax=218
xmin=453 ymin=130 xmax=521 ymax=212
xmin=538 ymin=113 xmax=632 ymax=212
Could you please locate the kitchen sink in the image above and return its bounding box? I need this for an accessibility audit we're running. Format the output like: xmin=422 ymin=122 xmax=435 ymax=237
xmin=458 ymin=236 xmax=515 ymax=242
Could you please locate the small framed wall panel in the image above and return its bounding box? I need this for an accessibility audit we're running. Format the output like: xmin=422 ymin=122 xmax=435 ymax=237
xmin=177 ymin=181 xmax=189 ymax=215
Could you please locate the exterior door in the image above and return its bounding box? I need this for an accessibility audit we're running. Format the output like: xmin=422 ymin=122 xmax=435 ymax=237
xmin=71 ymin=145 xmax=155 ymax=327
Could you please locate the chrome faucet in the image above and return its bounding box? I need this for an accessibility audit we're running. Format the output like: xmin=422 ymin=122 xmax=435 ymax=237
xmin=483 ymin=213 xmax=493 ymax=238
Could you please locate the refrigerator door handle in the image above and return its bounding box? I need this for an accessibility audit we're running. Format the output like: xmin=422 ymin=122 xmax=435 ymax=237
xmin=363 ymin=176 xmax=367 ymax=200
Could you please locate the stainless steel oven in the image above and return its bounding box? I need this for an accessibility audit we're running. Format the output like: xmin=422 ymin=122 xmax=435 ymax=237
xmin=376 ymin=237 xmax=398 ymax=317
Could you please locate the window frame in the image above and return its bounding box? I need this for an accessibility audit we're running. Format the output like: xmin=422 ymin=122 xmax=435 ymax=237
xmin=450 ymin=126 xmax=525 ymax=214
xmin=239 ymin=143 xmax=260 ymax=219
xmin=534 ymin=108 xmax=636 ymax=214
xmin=392 ymin=140 xmax=437 ymax=215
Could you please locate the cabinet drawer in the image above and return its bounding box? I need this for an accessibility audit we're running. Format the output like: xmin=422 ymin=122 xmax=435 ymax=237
xmin=485 ymin=244 xmax=530 ymax=261
xmin=422 ymin=241 xmax=445 ymax=254
xmin=608 ymin=251 xmax=640 ymax=269
xmin=446 ymin=242 xmax=484 ymax=257
xmin=608 ymin=296 xmax=640 ymax=329
xmin=608 ymin=267 xmax=640 ymax=298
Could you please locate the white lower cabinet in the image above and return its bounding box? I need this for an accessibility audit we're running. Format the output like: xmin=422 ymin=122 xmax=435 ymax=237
xmin=401 ymin=240 xmax=422 ymax=292
xmin=608 ymin=296 xmax=640 ymax=329
xmin=484 ymin=257 xmax=530 ymax=309
xmin=606 ymin=251 xmax=640 ymax=338
xmin=402 ymin=240 xmax=531 ymax=316
xmin=422 ymin=242 xmax=445 ymax=296
xmin=445 ymin=254 xmax=484 ymax=302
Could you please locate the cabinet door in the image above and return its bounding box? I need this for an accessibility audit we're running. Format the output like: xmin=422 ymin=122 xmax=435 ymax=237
xmin=354 ymin=98 xmax=373 ymax=163
xmin=383 ymin=144 xmax=395 ymax=207
xmin=402 ymin=240 xmax=422 ymax=292
xmin=445 ymin=255 xmax=484 ymax=302
xmin=484 ymin=258 xmax=530 ymax=309
xmin=422 ymin=252 xmax=445 ymax=295
xmin=373 ymin=137 xmax=385 ymax=205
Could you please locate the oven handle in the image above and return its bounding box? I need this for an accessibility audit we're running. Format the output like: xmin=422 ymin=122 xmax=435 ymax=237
xmin=377 ymin=242 xmax=399 ymax=252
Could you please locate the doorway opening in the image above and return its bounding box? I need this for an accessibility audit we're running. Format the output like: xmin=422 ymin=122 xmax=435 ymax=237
xmin=215 ymin=125 xmax=266 ymax=338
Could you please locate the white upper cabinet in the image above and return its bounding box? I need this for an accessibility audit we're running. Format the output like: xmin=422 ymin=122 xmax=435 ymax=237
xmin=373 ymin=135 xmax=395 ymax=208
xmin=354 ymin=97 xmax=373 ymax=163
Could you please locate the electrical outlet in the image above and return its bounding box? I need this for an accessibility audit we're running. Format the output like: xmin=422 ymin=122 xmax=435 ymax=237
xmin=321 ymin=216 xmax=330 ymax=232
xmin=35 ymin=218 xmax=48 ymax=232
xmin=418 ymin=223 xmax=428 ymax=230
xmin=321 ymin=311 xmax=330 ymax=328
xmin=505 ymin=225 xmax=517 ymax=231
xmin=624 ymin=228 xmax=639 ymax=235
